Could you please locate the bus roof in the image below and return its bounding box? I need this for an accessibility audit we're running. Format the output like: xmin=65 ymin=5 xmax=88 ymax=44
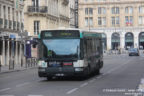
xmin=41 ymin=28 xmax=82 ymax=31
xmin=40 ymin=28 xmax=102 ymax=38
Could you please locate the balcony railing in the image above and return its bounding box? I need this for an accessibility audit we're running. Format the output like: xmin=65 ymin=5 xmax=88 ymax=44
xmin=27 ymin=6 xmax=48 ymax=13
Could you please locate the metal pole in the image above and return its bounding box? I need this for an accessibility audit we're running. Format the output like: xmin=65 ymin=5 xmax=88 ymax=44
xmin=0 ymin=55 xmax=1 ymax=72
xmin=75 ymin=0 xmax=78 ymax=28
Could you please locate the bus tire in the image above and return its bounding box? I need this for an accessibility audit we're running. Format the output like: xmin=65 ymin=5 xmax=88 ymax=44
xmin=96 ymin=69 xmax=100 ymax=75
xmin=87 ymin=65 xmax=91 ymax=75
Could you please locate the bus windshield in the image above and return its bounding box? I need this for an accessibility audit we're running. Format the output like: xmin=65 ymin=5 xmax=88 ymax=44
xmin=42 ymin=39 xmax=80 ymax=59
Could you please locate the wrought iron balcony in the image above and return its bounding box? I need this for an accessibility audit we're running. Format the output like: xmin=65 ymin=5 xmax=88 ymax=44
xmin=27 ymin=6 xmax=48 ymax=13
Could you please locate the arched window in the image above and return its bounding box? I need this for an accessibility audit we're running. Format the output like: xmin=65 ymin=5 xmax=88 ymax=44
xmin=111 ymin=33 xmax=120 ymax=50
xmin=125 ymin=32 xmax=134 ymax=49
xmin=139 ymin=32 xmax=144 ymax=49
xmin=102 ymin=33 xmax=107 ymax=50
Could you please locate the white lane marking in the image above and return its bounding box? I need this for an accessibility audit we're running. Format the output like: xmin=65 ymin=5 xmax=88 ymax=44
xmin=105 ymin=60 xmax=131 ymax=74
xmin=96 ymin=76 xmax=102 ymax=79
xmin=80 ymin=82 xmax=88 ymax=88
xmin=0 ymin=76 xmax=11 ymax=80
xmin=0 ymin=88 xmax=11 ymax=92
xmin=0 ymin=95 xmax=15 ymax=96
xmin=16 ymin=82 xmax=30 ymax=87
xmin=140 ymin=79 xmax=144 ymax=84
xmin=66 ymin=88 xmax=78 ymax=94
xmin=138 ymin=78 xmax=144 ymax=92
xmin=28 ymin=95 xmax=43 ymax=96
xmin=89 ymin=79 xmax=96 ymax=83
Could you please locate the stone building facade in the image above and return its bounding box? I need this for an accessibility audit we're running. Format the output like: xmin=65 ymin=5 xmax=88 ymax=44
xmin=0 ymin=0 xmax=25 ymax=66
xmin=24 ymin=0 xmax=70 ymax=37
xmin=79 ymin=0 xmax=144 ymax=51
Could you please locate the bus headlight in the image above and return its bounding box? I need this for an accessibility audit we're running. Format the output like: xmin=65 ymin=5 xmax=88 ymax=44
xmin=38 ymin=61 xmax=47 ymax=68
xmin=75 ymin=68 xmax=84 ymax=72
xmin=73 ymin=60 xmax=85 ymax=67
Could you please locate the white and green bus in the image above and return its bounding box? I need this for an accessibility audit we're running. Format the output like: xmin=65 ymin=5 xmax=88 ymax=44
xmin=38 ymin=29 xmax=103 ymax=79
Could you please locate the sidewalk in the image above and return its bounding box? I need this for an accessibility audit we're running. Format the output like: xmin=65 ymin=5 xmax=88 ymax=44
xmin=0 ymin=63 xmax=37 ymax=74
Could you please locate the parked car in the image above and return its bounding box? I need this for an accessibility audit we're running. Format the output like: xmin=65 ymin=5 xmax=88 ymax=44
xmin=128 ymin=48 xmax=139 ymax=56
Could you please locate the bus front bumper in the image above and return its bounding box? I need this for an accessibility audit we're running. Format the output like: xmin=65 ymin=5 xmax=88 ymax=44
xmin=38 ymin=67 xmax=87 ymax=77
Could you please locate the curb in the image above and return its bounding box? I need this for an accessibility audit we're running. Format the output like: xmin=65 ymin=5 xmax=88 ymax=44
xmin=0 ymin=66 xmax=37 ymax=74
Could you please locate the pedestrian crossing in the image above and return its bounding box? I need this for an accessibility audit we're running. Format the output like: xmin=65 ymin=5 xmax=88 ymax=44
xmin=138 ymin=78 xmax=144 ymax=92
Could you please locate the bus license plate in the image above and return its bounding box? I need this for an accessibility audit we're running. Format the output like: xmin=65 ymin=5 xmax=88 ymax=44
xmin=49 ymin=62 xmax=61 ymax=67
xmin=55 ymin=73 xmax=64 ymax=76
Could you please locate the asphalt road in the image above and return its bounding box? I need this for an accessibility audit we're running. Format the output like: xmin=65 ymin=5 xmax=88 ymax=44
xmin=0 ymin=54 xmax=144 ymax=96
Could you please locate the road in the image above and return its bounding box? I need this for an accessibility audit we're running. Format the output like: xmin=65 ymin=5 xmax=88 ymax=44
xmin=0 ymin=54 xmax=144 ymax=96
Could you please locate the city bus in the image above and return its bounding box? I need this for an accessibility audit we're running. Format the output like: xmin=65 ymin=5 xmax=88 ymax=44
xmin=38 ymin=29 xmax=103 ymax=79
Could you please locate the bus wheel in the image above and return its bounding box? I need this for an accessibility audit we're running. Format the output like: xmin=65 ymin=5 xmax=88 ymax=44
xmin=87 ymin=66 xmax=91 ymax=75
xmin=96 ymin=69 xmax=100 ymax=75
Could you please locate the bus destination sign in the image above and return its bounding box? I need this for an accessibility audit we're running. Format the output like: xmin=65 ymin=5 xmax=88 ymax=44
xmin=41 ymin=30 xmax=80 ymax=38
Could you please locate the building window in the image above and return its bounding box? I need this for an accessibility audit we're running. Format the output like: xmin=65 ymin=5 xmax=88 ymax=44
xmin=98 ymin=17 xmax=106 ymax=26
xmin=32 ymin=0 xmax=39 ymax=7
xmin=85 ymin=8 xmax=88 ymax=15
xmin=0 ymin=5 xmax=1 ymax=18
xmin=85 ymin=17 xmax=88 ymax=27
xmin=85 ymin=8 xmax=93 ymax=15
xmin=111 ymin=16 xmax=119 ymax=26
xmin=89 ymin=17 xmax=93 ymax=26
xmin=125 ymin=6 xmax=133 ymax=14
xmin=89 ymin=8 xmax=93 ymax=15
xmin=34 ymin=21 xmax=40 ymax=35
xmin=12 ymin=8 xmax=15 ymax=30
xmin=97 ymin=0 xmax=106 ymax=1
xmin=85 ymin=17 xmax=93 ymax=27
xmin=139 ymin=6 xmax=144 ymax=14
xmin=139 ymin=16 xmax=144 ymax=25
xmin=98 ymin=7 xmax=106 ymax=14
xmin=125 ymin=16 xmax=133 ymax=26
xmin=112 ymin=7 xmax=119 ymax=14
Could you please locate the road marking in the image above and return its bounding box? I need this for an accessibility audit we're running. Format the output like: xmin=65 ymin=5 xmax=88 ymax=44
xmin=89 ymin=79 xmax=96 ymax=83
xmin=0 ymin=88 xmax=11 ymax=92
xmin=105 ymin=60 xmax=131 ymax=74
xmin=138 ymin=78 xmax=144 ymax=92
xmin=16 ymin=82 xmax=30 ymax=87
xmin=66 ymin=88 xmax=78 ymax=94
xmin=80 ymin=82 xmax=88 ymax=88
xmin=28 ymin=95 xmax=43 ymax=96
xmin=0 ymin=76 xmax=11 ymax=80
xmin=0 ymin=95 xmax=15 ymax=96
xmin=96 ymin=76 xmax=102 ymax=79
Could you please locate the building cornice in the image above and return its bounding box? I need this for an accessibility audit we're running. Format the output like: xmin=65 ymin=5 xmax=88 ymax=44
xmin=79 ymin=1 xmax=144 ymax=6
xmin=0 ymin=0 xmax=13 ymax=6
xmin=0 ymin=28 xmax=20 ymax=34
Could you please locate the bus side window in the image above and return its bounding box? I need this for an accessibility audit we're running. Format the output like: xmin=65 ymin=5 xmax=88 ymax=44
xmin=80 ymin=39 xmax=84 ymax=59
xmin=84 ymin=39 xmax=87 ymax=58
xmin=97 ymin=46 xmax=100 ymax=55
